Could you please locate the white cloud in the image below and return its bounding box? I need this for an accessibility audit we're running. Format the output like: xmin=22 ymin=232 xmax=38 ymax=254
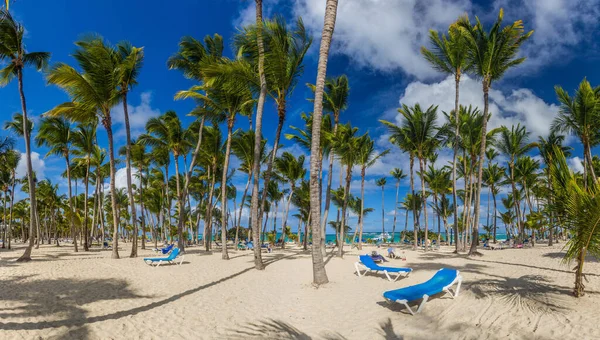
xmin=294 ymin=0 xmax=471 ymax=79
xmin=112 ymin=92 xmax=161 ymax=138
xmin=16 ymin=152 xmax=45 ymax=180
xmin=398 ymin=75 xmax=558 ymax=140
xmin=103 ymin=167 xmax=140 ymax=192
xmin=234 ymin=0 xmax=283 ymax=27
xmin=568 ymin=157 xmax=585 ymax=173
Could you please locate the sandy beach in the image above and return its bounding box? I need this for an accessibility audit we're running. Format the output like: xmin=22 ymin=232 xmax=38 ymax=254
xmin=1 ymin=242 xmax=599 ymax=340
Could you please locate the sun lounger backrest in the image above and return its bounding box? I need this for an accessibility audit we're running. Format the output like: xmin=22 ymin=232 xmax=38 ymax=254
xmin=167 ymin=247 xmax=180 ymax=260
xmin=359 ymin=255 xmax=381 ymax=270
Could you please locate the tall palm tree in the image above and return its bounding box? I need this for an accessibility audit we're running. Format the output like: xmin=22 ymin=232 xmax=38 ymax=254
xmin=332 ymin=124 xmax=359 ymax=257
xmin=376 ymin=177 xmax=387 ymax=236
xmin=116 ymin=41 xmax=144 ymax=258
xmin=552 ymin=79 xmax=600 ymax=186
xmin=483 ymin=162 xmax=504 ymax=243
xmin=0 ymin=9 xmax=50 ymax=261
xmin=169 ymin=34 xmax=223 ymax=253
xmin=539 ymin=132 xmax=571 ymax=246
xmin=46 ymin=36 xmax=122 ymax=259
xmin=274 ymin=152 xmax=306 ymax=249
xmin=3 ymin=149 xmax=19 ymax=249
xmin=308 ymin=0 xmax=338 ymax=285
xmin=495 ymin=124 xmax=535 ymax=243
xmin=140 ymin=111 xmax=190 ymax=250
xmin=458 ymin=9 xmax=532 ymax=255
xmin=387 ymin=104 xmax=442 ymax=251
xmin=390 ymin=168 xmax=406 ymax=244
xmin=308 ymin=75 xmax=349 ymax=253
xmin=72 ymin=123 xmax=96 ymax=251
xmin=355 ymin=135 xmax=388 ymax=249
xmin=421 ymin=22 xmax=471 ymax=254
xmin=35 ymin=117 xmax=78 ymax=252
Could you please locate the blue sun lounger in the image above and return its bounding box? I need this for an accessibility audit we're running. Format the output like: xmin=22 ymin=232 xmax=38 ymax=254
xmin=154 ymin=243 xmax=174 ymax=254
xmin=383 ymin=268 xmax=463 ymax=315
xmin=144 ymin=247 xmax=184 ymax=267
xmin=355 ymin=255 xmax=412 ymax=282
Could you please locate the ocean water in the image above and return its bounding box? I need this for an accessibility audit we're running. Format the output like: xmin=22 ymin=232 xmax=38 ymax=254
xmin=194 ymin=232 xmax=508 ymax=243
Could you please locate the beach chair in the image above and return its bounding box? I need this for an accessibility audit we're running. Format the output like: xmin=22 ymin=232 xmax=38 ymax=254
xmin=153 ymin=243 xmax=174 ymax=254
xmin=383 ymin=268 xmax=463 ymax=315
xmin=143 ymin=247 xmax=184 ymax=267
xmin=354 ymin=255 xmax=412 ymax=282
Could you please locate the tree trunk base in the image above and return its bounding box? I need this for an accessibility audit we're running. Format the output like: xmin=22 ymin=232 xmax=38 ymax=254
xmin=468 ymin=250 xmax=483 ymax=257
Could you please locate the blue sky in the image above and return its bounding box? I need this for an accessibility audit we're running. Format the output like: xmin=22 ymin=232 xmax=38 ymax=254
xmin=2 ymin=0 xmax=600 ymax=235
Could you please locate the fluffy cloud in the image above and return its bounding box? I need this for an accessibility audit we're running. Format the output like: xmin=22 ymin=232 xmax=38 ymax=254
xmin=294 ymin=0 xmax=471 ymax=79
xmin=568 ymin=157 xmax=585 ymax=173
xmin=112 ymin=92 xmax=161 ymax=138
xmin=103 ymin=167 xmax=140 ymax=192
xmin=398 ymin=74 xmax=559 ymax=139
xmin=16 ymin=152 xmax=45 ymax=180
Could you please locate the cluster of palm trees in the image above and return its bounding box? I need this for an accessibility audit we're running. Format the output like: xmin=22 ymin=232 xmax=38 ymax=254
xmin=2 ymin=2 xmax=599 ymax=295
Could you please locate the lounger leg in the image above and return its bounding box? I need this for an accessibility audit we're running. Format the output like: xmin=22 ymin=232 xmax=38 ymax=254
xmin=179 ymin=256 xmax=185 ymax=265
xmin=384 ymin=270 xmax=393 ymax=282
xmin=399 ymin=300 xmax=416 ymax=316
xmin=355 ymin=263 xmax=368 ymax=277
xmin=454 ymin=277 xmax=462 ymax=297
xmin=416 ymin=295 xmax=429 ymax=314
xmin=156 ymin=260 xmax=162 ymax=268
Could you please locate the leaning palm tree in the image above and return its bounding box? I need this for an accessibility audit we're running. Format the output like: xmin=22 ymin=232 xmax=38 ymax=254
xmin=376 ymin=177 xmax=387 ymax=236
xmin=421 ymin=22 xmax=471 ymax=254
xmin=390 ymin=168 xmax=407 ymax=244
xmin=355 ymin=135 xmax=388 ymax=249
xmin=538 ymin=132 xmax=571 ymax=246
xmin=35 ymin=117 xmax=78 ymax=252
xmin=552 ymin=79 xmax=600 ymax=186
xmin=307 ymin=0 xmax=339 ymax=285
xmin=46 ymin=36 xmax=122 ymax=259
xmin=483 ymin=162 xmax=504 ymax=243
xmin=116 ymin=41 xmax=144 ymax=258
xmin=458 ymin=9 xmax=532 ymax=255
xmin=549 ymin=147 xmax=600 ymax=297
xmin=0 ymin=9 xmax=50 ymax=261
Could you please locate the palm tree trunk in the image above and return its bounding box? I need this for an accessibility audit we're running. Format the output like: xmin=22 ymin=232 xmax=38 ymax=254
xmin=8 ymin=172 xmax=16 ymax=249
xmin=452 ymin=73 xmax=461 ymax=253
xmin=435 ymin=194 xmax=441 ymax=245
xmin=574 ymin=246 xmax=586 ymax=297
xmin=492 ymin=187 xmax=498 ymax=244
xmin=250 ymin=0 xmax=267 ymax=270
xmin=220 ymin=123 xmax=234 ymax=260
xmin=258 ymin=111 xmax=284 ymax=227
xmin=410 ymin=155 xmax=417 ymax=249
xmin=140 ymin=166 xmax=146 ymax=250
xmin=322 ymin=117 xmax=339 ymax=257
xmin=83 ymin=160 xmax=91 ymax=251
xmin=338 ymin=163 xmax=351 ymax=257
xmin=419 ymin=157 xmax=429 ymax=252
xmin=205 ymin=165 xmax=216 ymax=251
xmin=358 ymin=167 xmax=366 ymax=250
xmin=281 ymin=186 xmax=295 ymax=249
xmin=392 ymin=179 xmax=400 ymax=244
xmin=164 ymin=165 xmax=171 ymax=243
xmin=65 ymin=155 xmax=78 ymax=252
xmin=468 ymin=81 xmax=490 ymax=256
xmin=2 ymin=192 xmax=7 ymax=249
xmin=173 ymin=155 xmax=185 ymax=251
xmin=122 ymin=92 xmax=138 ymax=258
xmin=235 ymin=172 xmax=251 ymax=246
xmin=104 ymin=118 xmax=121 ymax=259
xmin=381 ymin=184 xmax=385 ymax=235
xmin=16 ymin=69 xmax=38 ymax=262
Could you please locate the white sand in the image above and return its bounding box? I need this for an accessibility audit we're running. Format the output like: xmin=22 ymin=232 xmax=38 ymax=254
xmin=1 ymin=241 xmax=599 ymax=339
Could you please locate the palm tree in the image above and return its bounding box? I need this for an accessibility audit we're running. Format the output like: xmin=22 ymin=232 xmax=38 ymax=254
xmin=421 ymin=21 xmax=471 ymax=254
xmin=274 ymin=152 xmax=306 ymax=249
xmin=140 ymin=111 xmax=190 ymax=250
xmin=539 ymin=132 xmax=571 ymax=246
xmin=308 ymin=75 xmax=349 ymax=253
xmin=3 ymin=149 xmax=19 ymax=249
xmin=390 ymin=168 xmax=406 ymax=244
xmin=116 ymin=41 xmax=144 ymax=258
xmin=458 ymin=9 xmax=533 ymax=255
xmin=388 ymin=104 xmax=442 ymax=251
xmin=495 ymin=124 xmax=535 ymax=243
xmin=548 ymin=148 xmax=600 ymax=297
xmin=169 ymin=33 xmax=223 ymax=254
xmin=553 ymin=79 xmax=600 ymax=186
xmin=0 ymin=9 xmax=50 ymax=261
xmin=332 ymin=124 xmax=359 ymax=257
xmin=483 ymin=162 xmax=504 ymax=243
xmin=355 ymin=135 xmax=388 ymax=249
xmin=72 ymin=123 xmax=96 ymax=251
xmin=35 ymin=117 xmax=78 ymax=252
xmin=424 ymin=165 xmax=452 ymax=245
xmin=376 ymin=177 xmax=387 ymax=236
xmin=307 ymin=0 xmax=338 ymax=285
xmin=46 ymin=36 xmax=122 ymax=259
